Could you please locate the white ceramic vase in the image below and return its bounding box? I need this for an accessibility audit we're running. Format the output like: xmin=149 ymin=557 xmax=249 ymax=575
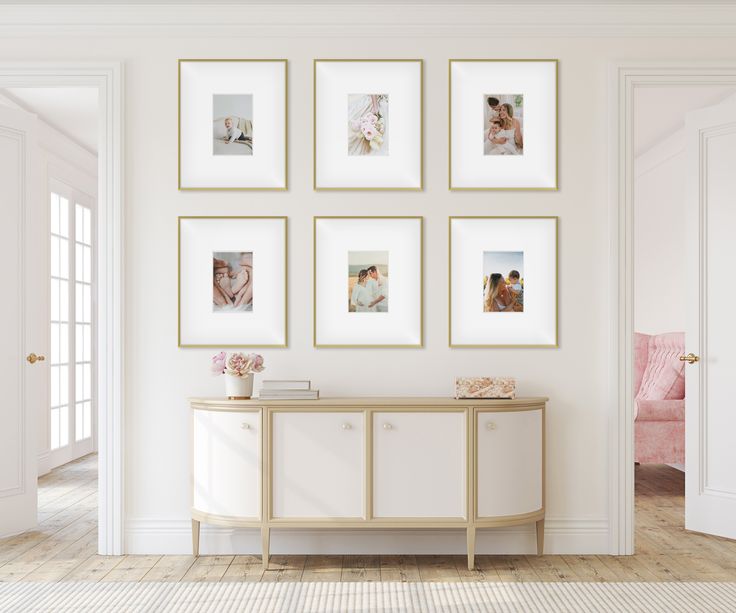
xmin=224 ymin=373 xmax=254 ymax=399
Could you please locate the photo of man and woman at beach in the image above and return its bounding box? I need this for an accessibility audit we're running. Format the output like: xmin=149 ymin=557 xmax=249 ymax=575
xmin=483 ymin=251 xmax=524 ymax=313
xmin=348 ymin=251 xmax=389 ymax=313
xmin=213 ymin=251 xmax=253 ymax=312
xmin=484 ymin=94 xmax=524 ymax=156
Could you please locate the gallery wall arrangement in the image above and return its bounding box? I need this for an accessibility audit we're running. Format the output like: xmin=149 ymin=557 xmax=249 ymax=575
xmin=177 ymin=58 xmax=559 ymax=349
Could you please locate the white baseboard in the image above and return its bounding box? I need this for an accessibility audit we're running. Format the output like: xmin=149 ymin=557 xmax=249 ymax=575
xmin=125 ymin=518 xmax=608 ymax=556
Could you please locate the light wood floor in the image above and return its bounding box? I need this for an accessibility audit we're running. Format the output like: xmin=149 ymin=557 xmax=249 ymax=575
xmin=1 ymin=455 xmax=735 ymax=583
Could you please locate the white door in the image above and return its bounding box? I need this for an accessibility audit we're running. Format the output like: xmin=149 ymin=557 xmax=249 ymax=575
xmin=373 ymin=411 xmax=466 ymax=518
xmin=192 ymin=409 xmax=261 ymax=519
xmin=684 ymin=93 xmax=736 ymax=540
xmin=476 ymin=409 xmax=542 ymax=518
xmin=271 ymin=411 xmax=364 ymax=519
xmin=0 ymin=105 xmax=42 ymax=537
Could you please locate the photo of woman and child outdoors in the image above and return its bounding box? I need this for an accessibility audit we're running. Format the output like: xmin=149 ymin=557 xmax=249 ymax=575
xmin=484 ymin=94 xmax=524 ymax=156
xmin=348 ymin=251 xmax=389 ymax=313
xmin=483 ymin=251 xmax=524 ymax=313
xmin=213 ymin=251 xmax=253 ymax=312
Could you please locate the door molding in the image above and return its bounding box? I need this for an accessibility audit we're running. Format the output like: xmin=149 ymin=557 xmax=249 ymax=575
xmin=0 ymin=62 xmax=124 ymax=555
xmin=608 ymin=61 xmax=736 ymax=555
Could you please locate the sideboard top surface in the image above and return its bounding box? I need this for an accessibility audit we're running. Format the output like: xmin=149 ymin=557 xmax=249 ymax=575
xmin=190 ymin=396 xmax=548 ymax=411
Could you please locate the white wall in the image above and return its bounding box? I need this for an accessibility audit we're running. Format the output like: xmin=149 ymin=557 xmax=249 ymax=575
xmin=3 ymin=3 xmax=736 ymax=555
xmin=634 ymin=130 xmax=687 ymax=336
xmin=0 ymin=92 xmax=97 ymax=477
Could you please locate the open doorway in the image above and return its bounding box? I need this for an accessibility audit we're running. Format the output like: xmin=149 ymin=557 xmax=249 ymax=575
xmin=0 ymin=86 xmax=99 ymax=544
xmin=0 ymin=63 xmax=122 ymax=555
xmin=632 ymin=84 xmax=736 ymax=546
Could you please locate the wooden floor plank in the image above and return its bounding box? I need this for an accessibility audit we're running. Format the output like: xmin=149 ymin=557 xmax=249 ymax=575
xmin=4 ymin=455 xmax=736 ymax=583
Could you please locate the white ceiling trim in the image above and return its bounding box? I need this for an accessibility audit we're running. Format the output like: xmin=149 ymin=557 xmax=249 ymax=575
xmin=2 ymin=4 xmax=736 ymax=37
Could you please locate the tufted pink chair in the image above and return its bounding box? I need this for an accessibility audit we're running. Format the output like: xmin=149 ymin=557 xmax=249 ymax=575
xmin=634 ymin=332 xmax=685 ymax=465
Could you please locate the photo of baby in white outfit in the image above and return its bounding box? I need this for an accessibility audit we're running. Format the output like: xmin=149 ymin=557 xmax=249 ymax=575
xmin=213 ymin=94 xmax=253 ymax=156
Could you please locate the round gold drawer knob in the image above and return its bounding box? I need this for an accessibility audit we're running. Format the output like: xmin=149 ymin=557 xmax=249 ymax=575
xmin=486 ymin=422 xmax=497 ymax=431
xmin=26 ymin=353 xmax=46 ymax=364
xmin=383 ymin=423 xmax=393 ymax=430
xmin=341 ymin=423 xmax=352 ymax=430
xmin=240 ymin=422 xmax=251 ymax=430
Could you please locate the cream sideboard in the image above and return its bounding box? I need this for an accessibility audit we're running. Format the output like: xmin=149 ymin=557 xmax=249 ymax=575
xmin=189 ymin=397 xmax=546 ymax=570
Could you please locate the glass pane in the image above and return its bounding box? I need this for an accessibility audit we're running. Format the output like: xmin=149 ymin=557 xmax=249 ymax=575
xmin=75 ymin=204 xmax=84 ymax=243
xmin=59 ymin=280 xmax=69 ymax=322
xmin=83 ymin=363 xmax=91 ymax=399
xmin=59 ymin=238 xmax=69 ymax=279
xmin=75 ymin=282 xmax=83 ymax=323
xmin=75 ymin=243 xmax=83 ymax=282
xmin=75 ymin=403 xmax=83 ymax=442
xmin=59 ymin=365 xmax=68 ymax=405
xmin=50 ymin=407 xmax=59 ymax=450
xmin=83 ymin=285 xmax=91 ymax=324
xmin=50 ymin=193 xmax=60 ymax=235
xmin=51 ymin=323 xmax=60 ymax=364
xmin=60 ymin=323 xmax=68 ymax=364
xmin=83 ymin=245 xmax=91 ymax=283
xmin=50 ymin=235 xmax=60 ymax=277
xmin=59 ymin=197 xmax=69 ymax=238
xmin=76 ymin=364 xmax=84 ymax=403
xmin=51 ymin=279 xmax=59 ymax=321
xmin=84 ymin=401 xmax=92 ymax=439
xmin=75 ymin=324 xmax=82 ymax=363
xmin=84 ymin=325 xmax=91 ymax=362
xmin=84 ymin=208 xmax=91 ymax=245
xmin=50 ymin=365 xmax=59 ymax=407
xmin=59 ymin=406 xmax=69 ymax=447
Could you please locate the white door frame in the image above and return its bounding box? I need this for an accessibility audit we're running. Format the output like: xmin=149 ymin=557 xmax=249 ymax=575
xmin=0 ymin=62 xmax=124 ymax=555
xmin=608 ymin=61 xmax=736 ymax=555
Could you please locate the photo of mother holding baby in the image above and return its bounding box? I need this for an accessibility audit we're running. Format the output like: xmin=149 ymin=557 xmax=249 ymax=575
xmin=484 ymin=95 xmax=524 ymax=156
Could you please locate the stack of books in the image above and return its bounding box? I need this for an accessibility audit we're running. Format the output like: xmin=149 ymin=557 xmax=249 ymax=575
xmin=258 ymin=380 xmax=319 ymax=400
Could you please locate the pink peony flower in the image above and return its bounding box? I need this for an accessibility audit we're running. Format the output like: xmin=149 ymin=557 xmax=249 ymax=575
xmin=361 ymin=124 xmax=376 ymax=140
xmin=211 ymin=351 xmax=226 ymax=375
xmin=362 ymin=113 xmax=378 ymax=125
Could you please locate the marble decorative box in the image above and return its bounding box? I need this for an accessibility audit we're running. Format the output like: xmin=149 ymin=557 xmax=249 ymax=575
xmin=454 ymin=377 xmax=516 ymax=399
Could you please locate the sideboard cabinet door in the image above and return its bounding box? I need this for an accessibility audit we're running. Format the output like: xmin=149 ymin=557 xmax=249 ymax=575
xmin=192 ymin=409 xmax=261 ymax=519
xmin=476 ymin=408 xmax=543 ymax=518
xmin=373 ymin=411 xmax=466 ymax=518
xmin=272 ymin=411 xmax=364 ymax=519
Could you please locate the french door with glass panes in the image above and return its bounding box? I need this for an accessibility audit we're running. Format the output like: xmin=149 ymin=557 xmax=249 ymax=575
xmin=49 ymin=180 xmax=96 ymax=468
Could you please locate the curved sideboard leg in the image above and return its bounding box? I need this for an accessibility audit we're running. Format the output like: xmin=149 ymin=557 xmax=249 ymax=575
xmin=536 ymin=519 xmax=545 ymax=555
xmin=466 ymin=525 xmax=476 ymax=570
xmin=261 ymin=525 xmax=270 ymax=571
xmin=192 ymin=519 xmax=200 ymax=557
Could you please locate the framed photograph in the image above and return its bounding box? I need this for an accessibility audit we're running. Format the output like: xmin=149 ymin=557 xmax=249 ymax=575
xmin=449 ymin=217 xmax=557 ymax=347
xmin=178 ymin=59 xmax=287 ymax=190
xmin=314 ymin=217 xmax=423 ymax=347
xmin=314 ymin=60 xmax=423 ymax=190
xmin=449 ymin=60 xmax=557 ymax=190
xmin=179 ymin=216 xmax=287 ymax=347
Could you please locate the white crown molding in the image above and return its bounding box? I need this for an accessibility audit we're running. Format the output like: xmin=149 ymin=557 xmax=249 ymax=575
xmin=2 ymin=3 xmax=736 ymax=37
xmin=125 ymin=517 xmax=609 ymax=555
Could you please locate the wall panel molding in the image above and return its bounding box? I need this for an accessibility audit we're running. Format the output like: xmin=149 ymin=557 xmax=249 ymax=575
xmin=3 ymin=4 xmax=736 ymax=38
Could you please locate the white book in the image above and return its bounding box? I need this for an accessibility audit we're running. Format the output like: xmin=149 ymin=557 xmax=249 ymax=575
xmin=260 ymin=380 xmax=311 ymax=391
xmin=258 ymin=389 xmax=320 ymax=399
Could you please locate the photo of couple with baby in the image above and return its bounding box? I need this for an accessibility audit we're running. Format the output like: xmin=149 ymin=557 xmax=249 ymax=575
xmin=348 ymin=251 xmax=389 ymax=313
xmin=483 ymin=251 xmax=524 ymax=313
xmin=213 ymin=252 xmax=253 ymax=312
xmin=484 ymin=94 xmax=524 ymax=156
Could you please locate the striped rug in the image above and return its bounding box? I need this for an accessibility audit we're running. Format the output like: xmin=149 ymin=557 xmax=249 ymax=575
xmin=1 ymin=581 xmax=734 ymax=612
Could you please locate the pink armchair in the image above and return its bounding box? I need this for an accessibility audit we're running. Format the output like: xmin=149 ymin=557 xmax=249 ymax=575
xmin=634 ymin=332 xmax=685 ymax=465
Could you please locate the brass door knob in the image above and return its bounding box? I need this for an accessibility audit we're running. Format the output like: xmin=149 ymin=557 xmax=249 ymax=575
xmin=679 ymin=353 xmax=699 ymax=364
xmin=26 ymin=353 xmax=46 ymax=364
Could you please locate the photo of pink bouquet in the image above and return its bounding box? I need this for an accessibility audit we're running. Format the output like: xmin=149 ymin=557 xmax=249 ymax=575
xmin=348 ymin=94 xmax=388 ymax=156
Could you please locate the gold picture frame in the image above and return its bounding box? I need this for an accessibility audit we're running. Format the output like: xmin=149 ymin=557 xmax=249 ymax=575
xmin=178 ymin=59 xmax=288 ymax=191
xmin=313 ymin=59 xmax=424 ymax=191
xmin=178 ymin=216 xmax=288 ymax=348
xmin=449 ymin=216 xmax=558 ymax=348
xmin=448 ymin=59 xmax=558 ymax=191
xmin=313 ymin=216 xmax=424 ymax=348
